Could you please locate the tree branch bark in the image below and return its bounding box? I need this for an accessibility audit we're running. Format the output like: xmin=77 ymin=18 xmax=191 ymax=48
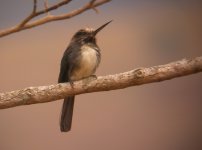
xmin=0 ymin=56 xmax=202 ymax=109
xmin=0 ymin=0 xmax=111 ymax=38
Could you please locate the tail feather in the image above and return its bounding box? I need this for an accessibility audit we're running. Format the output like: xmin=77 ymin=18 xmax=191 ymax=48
xmin=60 ymin=96 xmax=75 ymax=132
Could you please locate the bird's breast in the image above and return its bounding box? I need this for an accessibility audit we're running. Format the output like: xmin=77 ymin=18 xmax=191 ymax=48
xmin=70 ymin=45 xmax=100 ymax=81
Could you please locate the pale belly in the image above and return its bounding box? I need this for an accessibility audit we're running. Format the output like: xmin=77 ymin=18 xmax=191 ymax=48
xmin=70 ymin=45 xmax=99 ymax=81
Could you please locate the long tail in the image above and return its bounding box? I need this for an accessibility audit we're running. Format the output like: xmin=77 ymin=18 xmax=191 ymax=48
xmin=60 ymin=96 xmax=75 ymax=132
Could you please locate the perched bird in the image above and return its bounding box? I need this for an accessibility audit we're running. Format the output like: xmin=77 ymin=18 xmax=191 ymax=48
xmin=58 ymin=21 xmax=112 ymax=132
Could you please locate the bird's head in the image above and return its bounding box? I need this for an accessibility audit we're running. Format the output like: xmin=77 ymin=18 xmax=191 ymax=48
xmin=71 ymin=20 xmax=112 ymax=44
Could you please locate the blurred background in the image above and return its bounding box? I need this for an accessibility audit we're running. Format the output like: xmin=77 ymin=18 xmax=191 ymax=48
xmin=0 ymin=0 xmax=202 ymax=150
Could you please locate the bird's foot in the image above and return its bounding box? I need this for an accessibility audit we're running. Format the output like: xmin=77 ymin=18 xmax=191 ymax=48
xmin=89 ymin=75 xmax=97 ymax=79
xmin=69 ymin=80 xmax=74 ymax=88
xmin=82 ymin=75 xmax=97 ymax=85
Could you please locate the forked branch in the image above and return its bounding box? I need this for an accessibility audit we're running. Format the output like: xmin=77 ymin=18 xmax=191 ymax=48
xmin=0 ymin=56 xmax=202 ymax=109
xmin=18 ymin=0 xmax=37 ymax=27
xmin=0 ymin=0 xmax=111 ymax=37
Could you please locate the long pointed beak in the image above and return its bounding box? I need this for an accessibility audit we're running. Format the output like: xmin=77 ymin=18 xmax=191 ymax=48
xmin=93 ymin=20 xmax=112 ymax=36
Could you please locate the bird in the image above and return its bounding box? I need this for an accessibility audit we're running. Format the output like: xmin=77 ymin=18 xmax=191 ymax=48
xmin=58 ymin=20 xmax=112 ymax=132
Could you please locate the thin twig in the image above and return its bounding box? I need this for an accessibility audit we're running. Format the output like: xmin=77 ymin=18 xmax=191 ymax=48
xmin=44 ymin=0 xmax=51 ymax=15
xmin=37 ymin=0 xmax=72 ymax=16
xmin=33 ymin=0 xmax=37 ymax=13
xmin=0 ymin=56 xmax=202 ymax=109
xmin=89 ymin=0 xmax=99 ymax=13
xmin=18 ymin=0 xmax=37 ymax=27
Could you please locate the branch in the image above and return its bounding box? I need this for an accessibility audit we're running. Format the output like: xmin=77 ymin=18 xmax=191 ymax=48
xmin=43 ymin=0 xmax=51 ymax=16
xmin=37 ymin=0 xmax=72 ymax=16
xmin=17 ymin=0 xmax=37 ymax=28
xmin=0 ymin=56 xmax=202 ymax=109
xmin=0 ymin=0 xmax=111 ymax=38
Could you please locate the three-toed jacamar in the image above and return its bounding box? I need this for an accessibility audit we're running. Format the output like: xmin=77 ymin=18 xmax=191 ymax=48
xmin=58 ymin=21 xmax=112 ymax=132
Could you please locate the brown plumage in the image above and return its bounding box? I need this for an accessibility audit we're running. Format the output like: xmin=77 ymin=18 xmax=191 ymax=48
xmin=58 ymin=21 xmax=112 ymax=132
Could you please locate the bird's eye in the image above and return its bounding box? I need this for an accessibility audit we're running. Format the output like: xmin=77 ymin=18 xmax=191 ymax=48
xmin=75 ymin=31 xmax=86 ymax=37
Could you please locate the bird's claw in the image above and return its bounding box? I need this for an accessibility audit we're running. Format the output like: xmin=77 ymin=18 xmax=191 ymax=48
xmin=69 ymin=80 xmax=74 ymax=88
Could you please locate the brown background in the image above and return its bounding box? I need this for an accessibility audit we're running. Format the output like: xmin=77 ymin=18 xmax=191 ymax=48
xmin=0 ymin=0 xmax=202 ymax=150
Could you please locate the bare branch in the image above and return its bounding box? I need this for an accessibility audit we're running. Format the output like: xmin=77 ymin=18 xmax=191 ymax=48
xmin=17 ymin=0 xmax=37 ymax=28
xmin=89 ymin=0 xmax=99 ymax=13
xmin=44 ymin=0 xmax=50 ymax=15
xmin=0 ymin=0 xmax=111 ymax=38
xmin=37 ymin=0 xmax=72 ymax=16
xmin=33 ymin=0 xmax=37 ymax=13
xmin=0 ymin=56 xmax=202 ymax=109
